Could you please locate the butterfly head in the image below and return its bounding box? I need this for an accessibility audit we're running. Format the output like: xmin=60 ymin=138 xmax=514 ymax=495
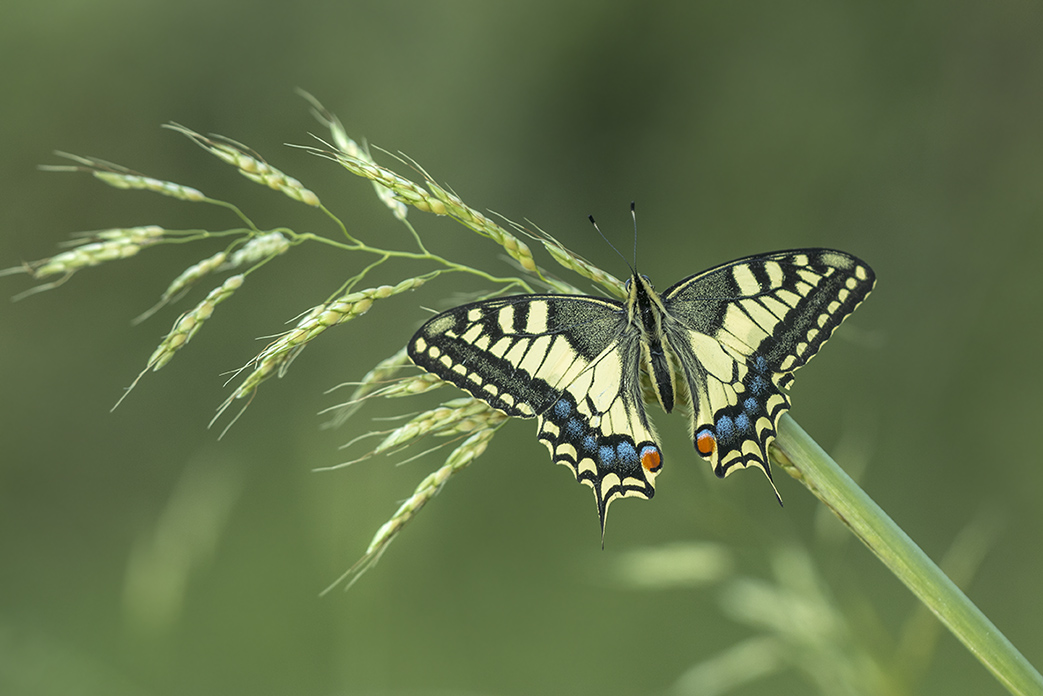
xmin=623 ymin=273 xmax=654 ymax=294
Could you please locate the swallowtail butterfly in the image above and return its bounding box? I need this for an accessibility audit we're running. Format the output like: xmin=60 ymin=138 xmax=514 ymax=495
xmin=408 ymin=244 xmax=874 ymax=531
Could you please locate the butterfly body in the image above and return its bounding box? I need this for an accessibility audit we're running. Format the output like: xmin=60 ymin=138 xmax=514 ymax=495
xmin=408 ymin=248 xmax=874 ymax=530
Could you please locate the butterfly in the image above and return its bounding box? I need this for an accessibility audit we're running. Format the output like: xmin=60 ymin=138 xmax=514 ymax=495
xmin=407 ymin=246 xmax=874 ymax=532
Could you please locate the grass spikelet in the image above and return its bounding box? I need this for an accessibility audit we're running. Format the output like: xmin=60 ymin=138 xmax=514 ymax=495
xmin=115 ymin=274 xmax=244 ymax=410
xmin=147 ymin=274 xmax=244 ymax=371
xmin=540 ymin=235 xmax=625 ymax=299
xmin=321 ymin=425 xmax=500 ymax=594
xmin=611 ymin=541 xmax=734 ymax=590
xmin=61 ymin=226 xmax=166 ymax=248
xmin=372 ymin=372 xmax=445 ymax=399
xmin=28 ymin=226 xmax=164 ymax=279
xmin=217 ymin=276 xmax=431 ymax=422
xmin=423 ymin=180 xmax=538 ymax=273
xmin=370 ymin=398 xmax=504 ymax=455
xmin=166 ymin=123 xmax=320 ymax=207
xmin=712 ymin=547 xmax=888 ymax=694
xmin=322 ymin=348 xmax=412 ymax=427
xmin=306 ymin=146 xmax=448 ymax=215
xmin=134 ymin=250 xmax=229 ymax=325
xmin=158 ymin=251 xmax=227 ymax=302
xmin=41 ymin=152 xmax=207 ymax=202
xmin=316 ymin=141 xmax=538 ymax=273
xmin=309 ymin=141 xmax=538 ymax=276
xmin=6 ymin=226 xmax=165 ymax=300
xmin=298 ymin=90 xmax=408 ymax=220
xmin=225 ymin=232 xmax=290 ymax=269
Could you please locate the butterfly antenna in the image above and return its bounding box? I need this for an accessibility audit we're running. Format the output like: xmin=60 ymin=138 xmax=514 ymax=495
xmin=588 ymin=212 xmax=635 ymax=276
xmin=630 ymin=201 xmax=638 ymax=271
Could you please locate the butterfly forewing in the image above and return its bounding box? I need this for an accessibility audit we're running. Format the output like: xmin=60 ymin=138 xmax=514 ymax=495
xmin=408 ymin=294 xmax=665 ymax=530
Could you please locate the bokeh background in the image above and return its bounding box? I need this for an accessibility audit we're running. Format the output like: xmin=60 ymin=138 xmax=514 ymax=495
xmin=2 ymin=2 xmax=1042 ymax=695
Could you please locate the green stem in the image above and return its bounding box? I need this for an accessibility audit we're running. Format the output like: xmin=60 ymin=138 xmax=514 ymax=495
xmin=772 ymin=415 xmax=1043 ymax=696
xmin=290 ymin=231 xmax=536 ymax=293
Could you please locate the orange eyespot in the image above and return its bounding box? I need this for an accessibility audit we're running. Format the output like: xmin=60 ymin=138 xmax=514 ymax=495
xmin=640 ymin=445 xmax=662 ymax=472
xmin=696 ymin=430 xmax=716 ymax=456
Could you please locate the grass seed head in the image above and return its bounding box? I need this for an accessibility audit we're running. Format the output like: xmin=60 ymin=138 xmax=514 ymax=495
xmin=27 ymin=226 xmax=164 ymax=279
xmin=359 ymin=426 xmax=499 ymax=563
xmin=542 ymin=238 xmax=625 ymax=299
xmin=162 ymin=251 xmax=228 ymax=302
xmin=43 ymin=153 xmax=206 ymax=202
xmin=299 ymin=90 xmax=413 ymax=220
xmin=323 ymin=348 xmax=413 ymax=427
xmin=148 ymin=274 xmax=244 ymax=371
xmin=424 ymin=180 xmax=538 ymax=273
xmin=92 ymin=171 xmax=206 ymax=202
xmin=226 ymin=232 xmax=290 ymax=269
xmin=378 ymin=372 xmax=445 ymax=398
xmin=167 ymin=123 xmax=320 ymax=207
xmin=308 ymin=147 xmax=447 ymax=215
xmin=373 ymin=398 xmax=502 ymax=454
xmin=226 ymin=276 xmax=429 ymax=407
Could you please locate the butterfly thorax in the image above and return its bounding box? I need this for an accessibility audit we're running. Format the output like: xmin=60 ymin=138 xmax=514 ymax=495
xmin=626 ymin=273 xmax=679 ymax=415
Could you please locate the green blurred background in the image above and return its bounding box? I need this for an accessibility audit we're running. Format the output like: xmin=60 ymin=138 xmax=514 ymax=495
xmin=2 ymin=1 xmax=1042 ymax=695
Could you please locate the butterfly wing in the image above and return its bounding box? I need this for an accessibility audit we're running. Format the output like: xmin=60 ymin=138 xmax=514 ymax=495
xmin=408 ymin=294 xmax=664 ymax=530
xmin=660 ymin=249 xmax=875 ymax=484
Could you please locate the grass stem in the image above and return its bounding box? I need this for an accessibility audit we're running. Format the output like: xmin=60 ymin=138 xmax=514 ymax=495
xmin=774 ymin=415 xmax=1043 ymax=696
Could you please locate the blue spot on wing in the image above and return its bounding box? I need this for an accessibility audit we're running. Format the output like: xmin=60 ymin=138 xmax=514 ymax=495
xmin=735 ymin=412 xmax=751 ymax=435
xmin=616 ymin=441 xmax=638 ymax=466
xmin=553 ymin=399 xmax=571 ymax=419
xmin=716 ymin=415 xmax=736 ymax=445
xmin=748 ymin=374 xmax=769 ymax=396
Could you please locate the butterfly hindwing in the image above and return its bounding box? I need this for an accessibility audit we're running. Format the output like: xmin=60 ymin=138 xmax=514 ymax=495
xmin=408 ymin=295 xmax=664 ymax=529
xmin=660 ymin=249 xmax=875 ymax=481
